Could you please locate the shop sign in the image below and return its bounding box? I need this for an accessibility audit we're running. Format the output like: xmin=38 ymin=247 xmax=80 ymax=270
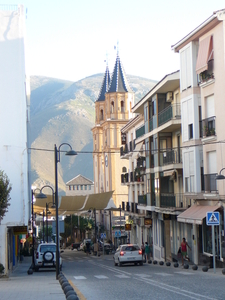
xmin=144 ymin=218 xmax=152 ymax=226
xmin=13 ymin=226 xmax=28 ymax=235
xmin=125 ymin=223 xmax=131 ymax=231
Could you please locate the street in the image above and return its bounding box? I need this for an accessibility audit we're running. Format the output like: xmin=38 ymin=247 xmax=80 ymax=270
xmin=61 ymin=249 xmax=225 ymax=300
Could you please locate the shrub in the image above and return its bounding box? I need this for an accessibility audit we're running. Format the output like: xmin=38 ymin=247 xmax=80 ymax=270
xmin=0 ymin=263 xmax=5 ymax=273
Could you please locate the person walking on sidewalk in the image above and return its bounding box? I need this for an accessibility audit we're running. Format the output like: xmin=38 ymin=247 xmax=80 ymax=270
xmin=141 ymin=243 xmax=145 ymax=262
xmin=145 ymin=242 xmax=150 ymax=262
xmin=181 ymin=237 xmax=191 ymax=265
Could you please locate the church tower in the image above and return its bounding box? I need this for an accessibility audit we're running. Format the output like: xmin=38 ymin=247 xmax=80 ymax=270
xmin=92 ymin=54 xmax=134 ymax=214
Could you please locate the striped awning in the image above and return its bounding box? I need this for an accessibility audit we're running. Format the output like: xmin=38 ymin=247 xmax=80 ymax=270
xmin=196 ymin=35 xmax=213 ymax=74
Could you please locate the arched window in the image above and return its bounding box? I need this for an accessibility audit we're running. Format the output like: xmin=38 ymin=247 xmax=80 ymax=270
xmin=111 ymin=101 xmax=114 ymax=113
xmin=121 ymin=101 xmax=125 ymax=112
xmin=100 ymin=109 xmax=104 ymax=120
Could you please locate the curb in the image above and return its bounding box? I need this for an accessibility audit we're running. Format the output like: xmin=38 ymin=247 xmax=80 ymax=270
xmin=59 ymin=273 xmax=79 ymax=300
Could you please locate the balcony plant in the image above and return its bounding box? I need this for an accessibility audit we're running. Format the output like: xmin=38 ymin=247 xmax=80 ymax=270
xmin=204 ymin=126 xmax=215 ymax=137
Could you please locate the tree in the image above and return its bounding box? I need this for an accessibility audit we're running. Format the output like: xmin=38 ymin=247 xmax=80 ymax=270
xmin=0 ymin=170 xmax=12 ymax=222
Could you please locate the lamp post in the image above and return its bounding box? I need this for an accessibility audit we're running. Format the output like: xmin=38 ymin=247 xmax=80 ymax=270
xmin=54 ymin=143 xmax=77 ymax=279
xmin=31 ymin=186 xmax=39 ymax=269
xmin=42 ymin=209 xmax=45 ymax=242
xmin=46 ymin=201 xmax=55 ymax=242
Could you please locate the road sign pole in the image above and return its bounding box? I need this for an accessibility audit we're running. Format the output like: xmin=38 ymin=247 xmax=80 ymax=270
xmin=212 ymin=225 xmax=216 ymax=274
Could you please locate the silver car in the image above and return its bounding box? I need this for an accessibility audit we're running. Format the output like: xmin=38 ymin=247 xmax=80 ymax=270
xmin=113 ymin=244 xmax=143 ymax=266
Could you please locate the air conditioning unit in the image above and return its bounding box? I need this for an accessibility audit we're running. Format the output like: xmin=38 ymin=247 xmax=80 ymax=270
xmin=166 ymin=92 xmax=173 ymax=102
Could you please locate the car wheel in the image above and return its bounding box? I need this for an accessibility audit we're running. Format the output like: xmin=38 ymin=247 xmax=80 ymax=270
xmin=139 ymin=261 xmax=143 ymax=266
xmin=118 ymin=260 xmax=123 ymax=267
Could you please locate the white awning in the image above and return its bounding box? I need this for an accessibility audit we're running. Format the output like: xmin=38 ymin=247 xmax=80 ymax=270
xmin=132 ymin=142 xmax=144 ymax=159
xmin=177 ymin=204 xmax=220 ymax=225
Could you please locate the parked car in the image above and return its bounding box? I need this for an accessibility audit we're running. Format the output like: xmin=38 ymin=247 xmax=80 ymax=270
xmin=34 ymin=242 xmax=63 ymax=272
xmin=98 ymin=241 xmax=111 ymax=253
xmin=71 ymin=242 xmax=81 ymax=250
xmin=80 ymin=239 xmax=92 ymax=251
xmin=113 ymin=244 xmax=143 ymax=266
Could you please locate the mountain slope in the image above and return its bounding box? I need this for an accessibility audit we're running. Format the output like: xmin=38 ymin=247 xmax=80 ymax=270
xmin=30 ymin=74 xmax=157 ymax=193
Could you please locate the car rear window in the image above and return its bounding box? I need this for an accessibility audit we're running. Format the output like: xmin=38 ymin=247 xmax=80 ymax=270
xmin=40 ymin=245 xmax=56 ymax=252
xmin=122 ymin=245 xmax=140 ymax=251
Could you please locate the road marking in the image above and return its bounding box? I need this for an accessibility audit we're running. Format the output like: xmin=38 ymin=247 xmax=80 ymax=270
xmin=154 ymin=272 xmax=172 ymax=276
xmin=74 ymin=276 xmax=86 ymax=280
xmin=134 ymin=274 xmax=152 ymax=278
xmin=136 ymin=277 xmax=218 ymax=300
xmin=114 ymin=274 xmax=130 ymax=278
xmin=175 ymin=271 xmax=194 ymax=275
xmin=94 ymin=275 xmax=108 ymax=279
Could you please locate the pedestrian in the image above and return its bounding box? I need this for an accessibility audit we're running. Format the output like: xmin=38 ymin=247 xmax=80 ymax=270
xmin=181 ymin=237 xmax=191 ymax=265
xmin=86 ymin=241 xmax=90 ymax=255
xmin=145 ymin=242 xmax=150 ymax=262
xmin=141 ymin=243 xmax=145 ymax=262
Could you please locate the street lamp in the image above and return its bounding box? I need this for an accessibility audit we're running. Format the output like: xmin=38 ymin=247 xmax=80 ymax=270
xmin=35 ymin=185 xmax=55 ymax=243
xmin=31 ymin=186 xmax=40 ymax=269
xmin=215 ymin=168 xmax=225 ymax=180
xmin=54 ymin=143 xmax=77 ymax=279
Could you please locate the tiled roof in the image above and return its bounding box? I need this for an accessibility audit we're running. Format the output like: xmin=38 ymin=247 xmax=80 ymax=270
xmin=66 ymin=174 xmax=94 ymax=185
xmin=108 ymin=54 xmax=133 ymax=93
xmin=96 ymin=66 xmax=110 ymax=101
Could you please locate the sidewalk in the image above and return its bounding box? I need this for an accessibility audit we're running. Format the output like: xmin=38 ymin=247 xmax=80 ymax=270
xmin=0 ymin=257 xmax=65 ymax=300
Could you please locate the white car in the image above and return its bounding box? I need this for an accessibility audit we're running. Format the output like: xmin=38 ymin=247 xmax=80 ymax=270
xmin=113 ymin=244 xmax=143 ymax=266
xmin=34 ymin=243 xmax=62 ymax=271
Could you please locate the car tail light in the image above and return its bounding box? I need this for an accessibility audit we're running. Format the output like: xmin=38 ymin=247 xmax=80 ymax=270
xmin=120 ymin=251 xmax=125 ymax=256
xmin=138 ymin=250 xmax=142 ymax=255
xmin=36 ymin=252 xmax=39 ymax=259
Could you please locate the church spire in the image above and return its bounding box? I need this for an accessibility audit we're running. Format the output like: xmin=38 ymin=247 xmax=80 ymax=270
xmin=107 ymin=54 xmax=132 ymax=93
xmin=96 ymin=65 xmax=110 ymax=101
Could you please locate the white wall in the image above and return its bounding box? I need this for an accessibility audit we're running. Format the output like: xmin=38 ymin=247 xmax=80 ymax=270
xmin=0 ymin=5 xmax=30 ymax=271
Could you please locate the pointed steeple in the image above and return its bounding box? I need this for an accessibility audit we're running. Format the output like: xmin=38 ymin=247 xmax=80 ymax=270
xmin=96 ymin=66 xmax=110 ymax=101
xmin=108 ymin=54 xmax=132 ymax=93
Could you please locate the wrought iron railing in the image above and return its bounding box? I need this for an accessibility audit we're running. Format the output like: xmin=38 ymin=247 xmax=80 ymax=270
xmin=200 ymin=116 xmax=216 ymax=138
xmin=160 ymin=149 xmax=182 ymax=165
xmin=204 ymin=174 xmax=217 ymax=192
xmin=158 ymin=104 xmax=181 ymax=127
xmin=136 ymin=125 xmax=145 ymax=139
xmin=160 ymin=193 xmax=185 ymax=208
xmin=138 ymin=194 xmax=147 ymax=205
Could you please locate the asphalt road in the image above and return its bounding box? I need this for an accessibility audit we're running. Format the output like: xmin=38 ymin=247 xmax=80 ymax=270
xmin=61 ymin=249 xmax=225 ymax=300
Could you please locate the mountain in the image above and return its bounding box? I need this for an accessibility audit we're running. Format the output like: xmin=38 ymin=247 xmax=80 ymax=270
xmin=30 ymin=74 xmax=157 ymax=194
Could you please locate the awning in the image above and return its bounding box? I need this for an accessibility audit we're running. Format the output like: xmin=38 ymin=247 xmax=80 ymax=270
xmin=177 ymin=204 xmax=220 ymax=225
xmin=58 ymin=195 xmax=87 ymax=214
xmin=196 ymin=35 xmax=213 ymax=74
xmin=132 ymin=142 xmax=144 ymax=159
xmin=79 ymin=191 xmax=114 ymax=211
xmin=105 ymin=198 xmax=120 ymax=211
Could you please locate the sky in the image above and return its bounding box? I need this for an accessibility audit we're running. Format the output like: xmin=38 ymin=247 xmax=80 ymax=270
xmin=1 ymin=0 xmax=225 ymax=82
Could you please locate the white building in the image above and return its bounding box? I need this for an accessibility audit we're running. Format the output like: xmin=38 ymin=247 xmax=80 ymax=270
xmin=66 ymin=174 xmax=94 ymax=196
xmin=0 ymin=5 xmax=30 ymax=274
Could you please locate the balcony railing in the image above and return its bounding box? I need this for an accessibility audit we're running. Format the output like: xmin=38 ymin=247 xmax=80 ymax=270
xmin=136 ymin=125 xmax=145 ymax=139
xmin=204 ymin=173 xmax=217 ymax=192
xmin=160 ymin=149 xmax=182 ymax=166
xmin=200 ymin=116 xmax=216 ymax=138
xmin=120 ymin=140 xmax=136 ymax=156
xmin=158 ymin=104 xmax=181 ymax=127
xmin=160 ymin=193 xmax=185 ymax=208
xmin=138 ymin=194 xmax=147 ymax=205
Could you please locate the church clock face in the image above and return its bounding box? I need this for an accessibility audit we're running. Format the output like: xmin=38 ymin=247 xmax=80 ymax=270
xmin=105 ymin=155 xmax=108 ymax=167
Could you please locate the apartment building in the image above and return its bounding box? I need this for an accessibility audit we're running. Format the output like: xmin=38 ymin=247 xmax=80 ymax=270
xmin=0 ymin=5 xmax=30 ymax=274
xmin=130 ymin=71 xmax=187 ymax=262
xmin=172 ymin=9 xmax=225 ymax=266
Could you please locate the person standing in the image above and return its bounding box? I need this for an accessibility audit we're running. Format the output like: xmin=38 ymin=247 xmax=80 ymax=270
xmin=145 ymin=242 xmax=150 ymax=262
xmin=141 ymin=243 xmax=145 ymax=262
xmin=181 ymin=237 xmax=191 ymax=265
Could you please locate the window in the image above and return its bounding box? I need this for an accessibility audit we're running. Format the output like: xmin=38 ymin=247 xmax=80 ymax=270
xmin=77 ymin=185 xmax=79 ymax=190
xmin=69 ymin=186 xmax=71 ymax=190
xmin=89 ymin=185 xmax=91 ymax=190
xmin=111 ymin=101 xmax=114 ymax=113
xmin=85 ymin=185 xmax=87 ymax=190
xmin=81 ymin=185 xmax=83 ymax=190
xmin=100 ymin=109 xmax=104 ymax=120
xmin=189 ymin=124 xmax=193 ymax=139
xmin=121 ymin=101 xmax=124 ymax=113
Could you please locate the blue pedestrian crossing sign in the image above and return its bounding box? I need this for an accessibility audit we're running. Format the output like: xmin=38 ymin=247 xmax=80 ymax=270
xmin=206 ymin=212 xmax=220 ymax=226
xmin=101 ymin=233 xmax=106 ymax=239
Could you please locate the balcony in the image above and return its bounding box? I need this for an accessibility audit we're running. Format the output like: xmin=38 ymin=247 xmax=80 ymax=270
xmin=120 ymin=140 xmax=135 ymax=157
xmin=158 ymin=104 xmax=181 ymax=127
xmin=160 ymin=193 xmax=185 ymax=208
xmin=160 ymin=149 xmax=182 ymax=166
xmin=130 ymin=171 xmax=134 ymax=182
xmin=198 ymin=59 xmax=214 ymax=85
xmin=136 ymin=125 xmax=145 ymax=139
xmin=200 ymin=116 xmax=216 ymax=138
xmin=204 ymin=174 xmax=217 ymax=193
xmin=138 ymin=194 xmax=147 ymax=205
